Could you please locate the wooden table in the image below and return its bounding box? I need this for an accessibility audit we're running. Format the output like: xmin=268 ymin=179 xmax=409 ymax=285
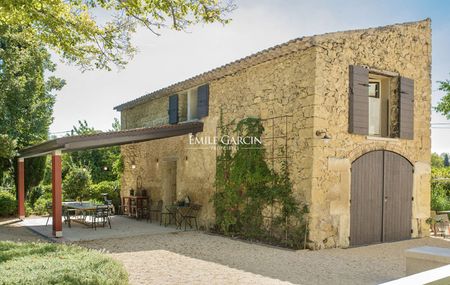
xmin=122 ymin=196 xmax=149 ymax=219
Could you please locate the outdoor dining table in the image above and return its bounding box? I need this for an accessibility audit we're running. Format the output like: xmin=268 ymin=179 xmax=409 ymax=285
xmin=62 ymin=201 xmax=112 ymax=227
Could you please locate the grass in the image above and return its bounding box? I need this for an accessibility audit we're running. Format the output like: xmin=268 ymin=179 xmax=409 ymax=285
xmin=0 ymin=241 xmax=128 ymax=285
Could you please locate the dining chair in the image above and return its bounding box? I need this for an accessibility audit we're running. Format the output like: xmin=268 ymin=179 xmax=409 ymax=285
xmin=180 ymin=204 xmax=202 ymax=231
xmin=161 ymin=204 xmax=177 ymax=227
xmin=45 ymin=202 xmax=52 ymax=226
xmin=120 ymin=197 xmax=130 ymax=215
xmin=148 ymin=200 xmax=163 ymax=223
xmin=435 ymin=214 xmax=449 ymax=238
xmin=92 ymin=205 xmax=112 ymax=230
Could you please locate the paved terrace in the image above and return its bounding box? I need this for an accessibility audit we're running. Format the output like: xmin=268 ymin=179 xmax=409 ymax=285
xmin=19 ymin=216 xmax=178 ymax=242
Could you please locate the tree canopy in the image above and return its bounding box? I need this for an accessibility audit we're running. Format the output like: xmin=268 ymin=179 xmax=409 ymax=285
xmin=0 ymin=0 xmax=234 ymax=70
xmin=435 ymin=79 xmax=450 ymax=119
xmin=66 ymin=120 xmax=122 ymax=183
xmin=0 ymin=26 xmax=65 ymax=191
xmin=431 ymin=153 xmax=444 ymax=168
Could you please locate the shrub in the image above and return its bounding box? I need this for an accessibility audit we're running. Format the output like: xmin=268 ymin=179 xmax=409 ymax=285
xmin=0 ymin=241 xmax=128 ymax=285
xmin=63 ymin=166 xmax=92 ymax=201
xmin=32 ymin=196 xmax=52 ymax=216
xmin=0 ymin=191 xmax=17 ymax=216
xmin=431 ymin=181 xmax=450 ymax=211
xmin=27 ymin=184 xmax=52 ymax=207
xmin=91 ymin=181 xmax=120 ymax=209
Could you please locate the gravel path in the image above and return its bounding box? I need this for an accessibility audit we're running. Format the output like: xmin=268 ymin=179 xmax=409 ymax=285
xmin=77 ymin=232 xmax=450 ymax=285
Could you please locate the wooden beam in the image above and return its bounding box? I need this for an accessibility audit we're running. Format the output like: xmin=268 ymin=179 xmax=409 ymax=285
xmin=52 ymin=151 xmax=63 ymax=238
xmin=17 ymin=158 xmax=25 ymax=219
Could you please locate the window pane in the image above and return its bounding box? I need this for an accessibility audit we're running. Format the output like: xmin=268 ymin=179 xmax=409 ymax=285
xmin=369 ymin=82 xmax=380 ymax=98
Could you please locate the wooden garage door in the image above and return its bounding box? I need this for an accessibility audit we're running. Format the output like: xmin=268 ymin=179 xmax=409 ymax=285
xmin=350 ymin=150 xmax=413 ymax=246
xmin=383 ymin=151 xmax=414 ymax=242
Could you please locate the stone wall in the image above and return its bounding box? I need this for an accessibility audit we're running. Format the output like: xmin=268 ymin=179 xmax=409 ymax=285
xmin=308 ymin=19 xmax=432 ymax=248
xmin=120 ymin=43 xmax=317 ymax=228
xmin=121 ymin=96 xmax=169 ymax=129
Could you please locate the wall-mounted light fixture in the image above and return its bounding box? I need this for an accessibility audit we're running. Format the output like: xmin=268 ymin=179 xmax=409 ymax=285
xmin=131 ymin=160 xmax=136 ymax=169
xmin=315 ymin=129 xmax=332 ymax=143
xmin=185 ymin=155 xmax=188 ymax=161
xmin=156 ymin=158 xmax=159 ymax=163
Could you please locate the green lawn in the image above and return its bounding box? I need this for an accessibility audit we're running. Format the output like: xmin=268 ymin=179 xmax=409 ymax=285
xmin=0 ymin=241 xmax=128 ymax=285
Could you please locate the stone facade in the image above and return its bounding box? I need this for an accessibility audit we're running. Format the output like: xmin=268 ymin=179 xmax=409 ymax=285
xmin=309 ymin=20 xmax=432 ymax=248
xmin=118 ymin=20 xmax=431 ymax=248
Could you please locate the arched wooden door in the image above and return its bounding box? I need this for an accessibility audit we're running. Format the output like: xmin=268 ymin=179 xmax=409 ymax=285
xmin=350 ymin=150 xmax=413 ymax=246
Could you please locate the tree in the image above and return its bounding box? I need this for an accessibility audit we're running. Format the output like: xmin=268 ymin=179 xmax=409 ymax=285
xmin=0 ymin=0 xmax=234 ymax=70
xmin=431 ymin=153 xmax=444 ymax=168
xmin=436 ymin=79 xmax=450 ymax=119
xmin=444 ymin=153 xmax=450 ymax=167
xmin=70 ymin=120 xmax=97 ymax=136
xmin=0 ymin=26 xmax=65 ymax=194
xmin=63 ymin=165 xmax=92 ymax=201
xmin=67 ymin=120 xmax=122 ymax=183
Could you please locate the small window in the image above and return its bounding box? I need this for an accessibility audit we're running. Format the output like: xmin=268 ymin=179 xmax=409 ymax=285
xmin=187 ymin=87 xmax=198 ymax=120
xmin=368 ymin=76 xmax=390 ymax=137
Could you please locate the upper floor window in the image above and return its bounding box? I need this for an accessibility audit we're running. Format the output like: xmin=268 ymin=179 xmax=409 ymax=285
xmin=187 ymin=87 xmax=199 ymax=120
xmin=368 ymin=75 xmax=390 ymax=137
xmin=349 ymin=65 xmax=414 ymax=139
xmin=168 ymin=84 xmax=209 ymax=124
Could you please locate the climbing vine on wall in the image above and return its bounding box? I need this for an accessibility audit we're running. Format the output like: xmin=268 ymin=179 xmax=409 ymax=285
xmin=213 ymin=113 xmax=308 ymax=249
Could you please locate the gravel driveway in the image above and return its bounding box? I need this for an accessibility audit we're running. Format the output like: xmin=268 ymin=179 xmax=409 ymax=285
xmin=77 ymin=232 xmax=450 ymax=285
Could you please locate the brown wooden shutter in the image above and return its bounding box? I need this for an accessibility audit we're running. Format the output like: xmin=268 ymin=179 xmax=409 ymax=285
xmin=399 ymin=77 xmax=414 ymax=140
xmin=197 ymin=84 xmax=209 ymax=118
xmin=168 ymin=94 xmax=178 ymax=124
xmin=349 ymin=65 xmax=369 ymax=135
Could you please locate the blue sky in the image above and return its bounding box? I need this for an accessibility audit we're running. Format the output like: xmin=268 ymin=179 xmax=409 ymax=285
xmin=50 ymin=0 xmax=450 ymax=152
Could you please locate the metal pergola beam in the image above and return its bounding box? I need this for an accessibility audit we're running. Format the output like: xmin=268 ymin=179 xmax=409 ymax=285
xmin=18 ymin=122 xmax=203 ymax=158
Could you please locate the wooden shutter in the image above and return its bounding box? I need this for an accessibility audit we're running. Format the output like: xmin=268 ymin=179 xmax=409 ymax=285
xmin=349 ymin=65 xmax=369 ymax=135
xmin=168 ymin=94 xmax=179 ymax=124
xmin=197 ymin=84 xmax=209 ymax=118
xmin=399 ymin=77 xmax=414 ymax=140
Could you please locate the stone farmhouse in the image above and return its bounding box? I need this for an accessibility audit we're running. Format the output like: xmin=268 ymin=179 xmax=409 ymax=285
xmin=114 ymin=19 xmax=431 ymax=249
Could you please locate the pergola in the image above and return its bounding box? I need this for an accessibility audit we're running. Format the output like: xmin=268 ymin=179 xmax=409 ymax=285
xmin=17 ymin=122 xmax=203 ymax=237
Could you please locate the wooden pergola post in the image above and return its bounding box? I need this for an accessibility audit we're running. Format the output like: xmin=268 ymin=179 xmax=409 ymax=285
xmin=52 ymin=150 xmax=63 ymax=237
xmin=17 ymin=157 xmax=25 ymax=219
